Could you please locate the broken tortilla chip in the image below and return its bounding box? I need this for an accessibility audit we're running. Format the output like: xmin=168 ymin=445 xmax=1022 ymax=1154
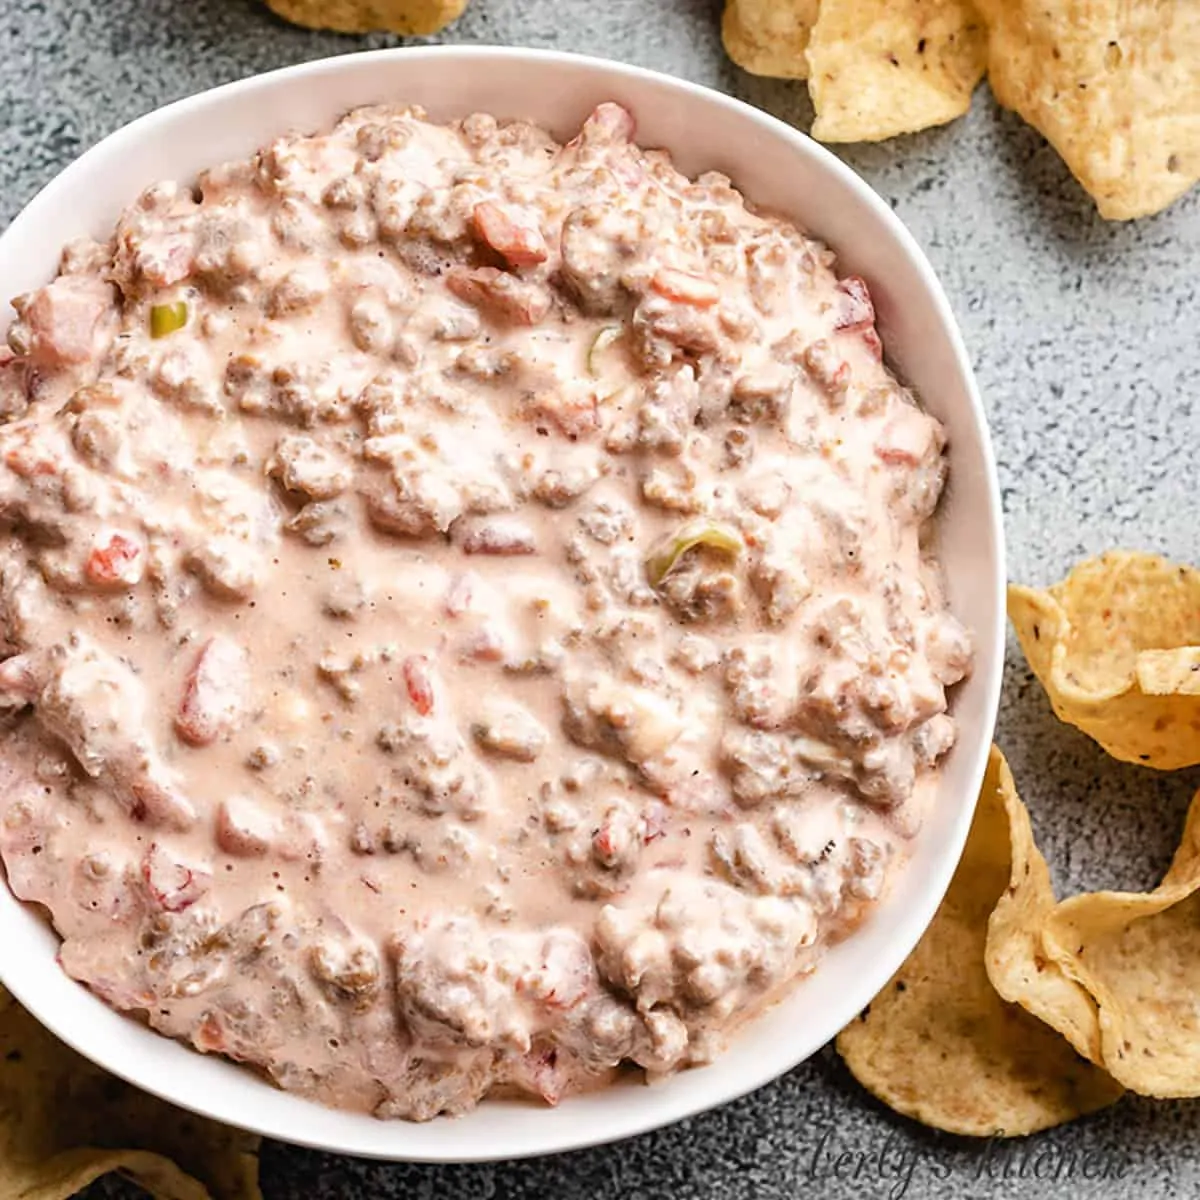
xmin=264 ymin=0 xmax=468 ymax=35
xmin=721 ymin=0 xmax=820 ymax=80
xmin=837 ymin=746 xmax=1123 ymax=1136
xmin=0 ymin=986 xmax=261 ymax=1199
xmin=984 ymin=749 xmax=1104 ymax=1064
xmin=806 ymin=0 xmax=987 ymax=143
xmin=1009 ymin=552 xmax=1200 ymax=770
xmin=1043 ymin=788 xmax=1200 ymax=1097
xmin=976 ymin=0 xmax=1200 ymax=219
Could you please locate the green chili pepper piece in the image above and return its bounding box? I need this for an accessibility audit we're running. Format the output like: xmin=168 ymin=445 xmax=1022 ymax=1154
xmin=150 ymin=301 xmax=188 ymax=339
xmin=645 ymin=519 xmax=743 ymax=587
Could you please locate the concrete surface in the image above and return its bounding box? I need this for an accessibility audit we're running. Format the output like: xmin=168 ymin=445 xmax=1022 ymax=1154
xmin=2 ymin=0 xmax=1198 ymax=1196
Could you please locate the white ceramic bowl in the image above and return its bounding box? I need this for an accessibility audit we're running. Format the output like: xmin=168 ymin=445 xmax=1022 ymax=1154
xmin=0 ymin=46 xmax=1004 ymax=1162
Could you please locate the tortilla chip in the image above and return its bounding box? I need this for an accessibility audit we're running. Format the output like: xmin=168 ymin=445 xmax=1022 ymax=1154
xmin=1137 ymin=646 xmax=1200 ymax=696
xmin=0 ymin=986 xmax=261 ymax=1199
xmin=806 ymin=0 xmax=987 ymax=143
xmin=264 ymin=0 xmax=468 ymax=35
xmin=984 ymin=750 xmax=1104 ymax=1064
xmin=1043 ymin=789 xmax=1200 ymax=1096
xmin=721 ymin=0 xmax=820 ymax=80
xmin=1008 ymin=552 xmax=1200 ymax=770
xmin=977 ymin=0 xmax=1200 ymax=219
xmin=837 ymin=747 xmax=1123 ymax=1136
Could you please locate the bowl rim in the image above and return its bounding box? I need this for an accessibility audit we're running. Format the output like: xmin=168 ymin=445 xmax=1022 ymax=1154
xmin=0 ymin=43 xmax=1006 ymax=1162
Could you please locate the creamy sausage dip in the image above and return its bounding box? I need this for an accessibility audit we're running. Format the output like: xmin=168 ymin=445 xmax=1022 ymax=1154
xmin=0 ymin=101 xmax=971 ymax=1120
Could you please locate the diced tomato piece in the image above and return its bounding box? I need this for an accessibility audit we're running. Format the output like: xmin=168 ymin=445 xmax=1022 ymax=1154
xmin=861 ymin=327 xmax=883 ymax=360
xmin=141 ymin=843 xmax=210 ymax=912
xmin=3 ymin=427 xmax=58 ymax=478
xmin=23 ymin=277 xmax=113 ymax=367
xmin=524 ymin=389 xmax=600 ymax=440
xmin=443 ymin=572 xmax=476 ymax=617
xmin=581 ymin=102 xmax=636 ymax=144
xmin=829 ymin=361 xmax=852 ymax=392
xmin=445 ymin=266 xmax=550 ymax=326
xmin=875 ymin=410 xmax=935 ymax=466
xmin=4 ymin=448 xmax=55 ymax=477
xmin=195 ymin=1011 xmax=227 ymax=1053
xmin=834 ymin=275 xmax=875 ymax=332
xmin=650 ymin=268 xmax=720 ymax=307
xmin=127 ymin=775 xmax=198 ymax=831
xmin=216 ymin=796 xmax=274 ymax=857
xmin=402 ymin=654 xmax=435 ymax=716
xmin=472 ymin=202 xmax=548 ymax=268
xmin=84 ymin=532 xmax=143 ymax=589
xmin=175 ymin=635 xmax=249 ymax=747
xmin=593 ymin=824 xmax=615 ymax=862
xmin=642 ymin=800 xmax=668 ymax=844
xmin=0 ymin=654 xmax=39 ymax=704
xmin=459 ymin=626 xmax=507 ymax=663
xmin=565 ymin=104 xmax=640 ymax=187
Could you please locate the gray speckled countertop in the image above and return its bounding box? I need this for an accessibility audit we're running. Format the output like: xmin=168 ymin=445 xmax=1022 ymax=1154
xmin=3 ymin=1 xmax=1199 ymax=1197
